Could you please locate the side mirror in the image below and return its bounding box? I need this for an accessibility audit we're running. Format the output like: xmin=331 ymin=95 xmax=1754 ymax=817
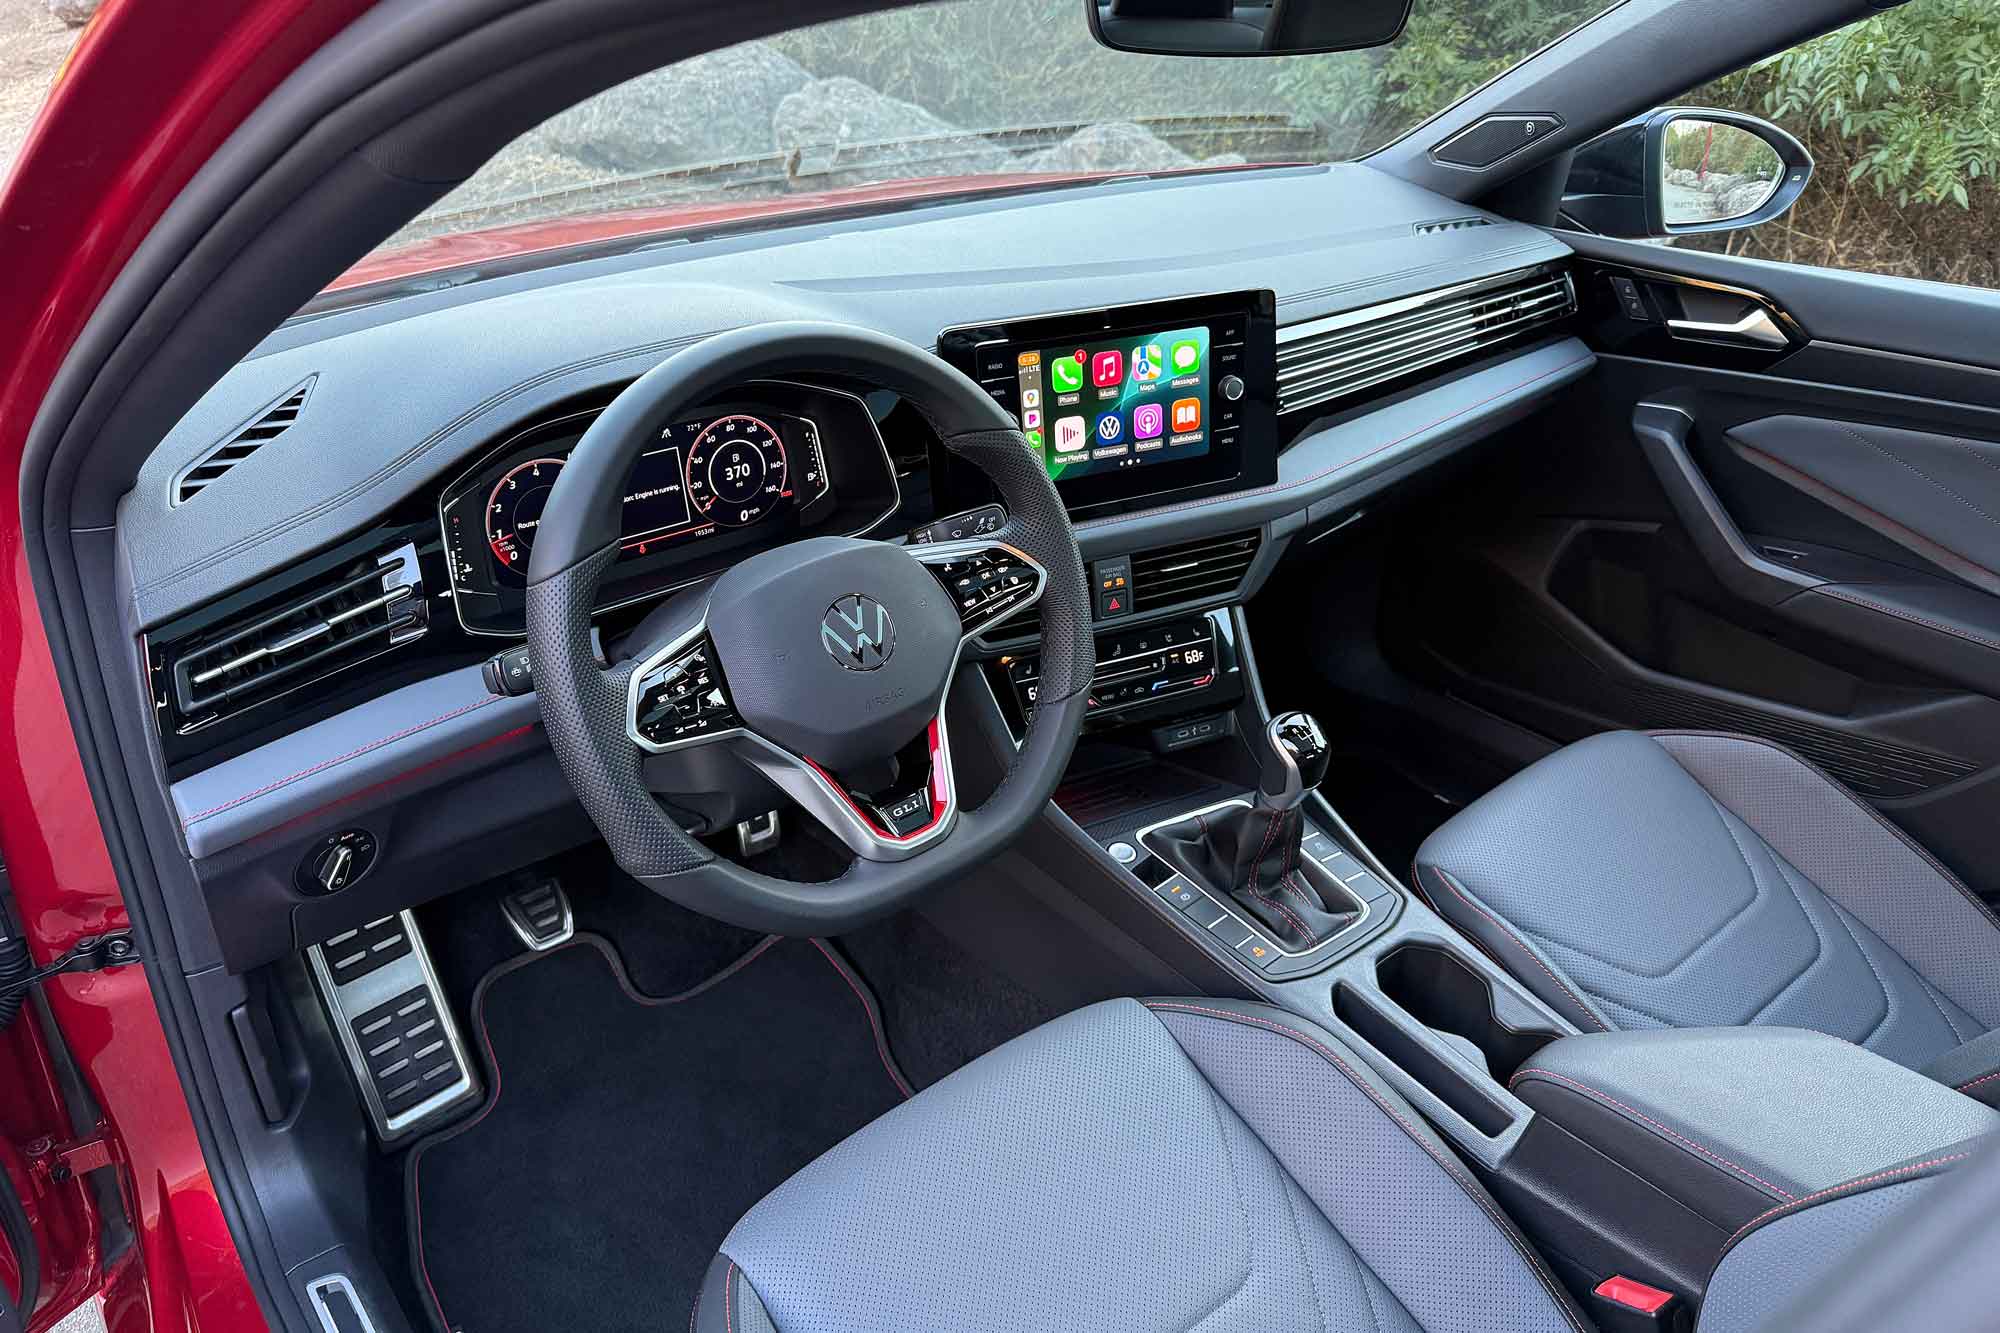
xmin=1561 ymin=108 xmax=1812 ymax=239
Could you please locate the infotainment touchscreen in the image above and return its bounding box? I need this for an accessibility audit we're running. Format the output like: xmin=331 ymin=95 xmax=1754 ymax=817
xmin=1017 ymin=324 xmax=1212 ymax=482
xmin=937 ymin=291 xmax=1277 ymax=520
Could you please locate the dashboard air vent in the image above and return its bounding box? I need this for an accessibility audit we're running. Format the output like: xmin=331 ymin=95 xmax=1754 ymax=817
xmin=173 ymin=376 xmax=315 ymax=505
xmin=1130 ymin=530 xmax=1261 ymax=613
xmin=1276 ymin=265 xmax=1574 ymax=416
xmin=1414 ymin=216 xmax=1494 ymax=236
xmin=167 ymin=544 xmax=425 ymax=732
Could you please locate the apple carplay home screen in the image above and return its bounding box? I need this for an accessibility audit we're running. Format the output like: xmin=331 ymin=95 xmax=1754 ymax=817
xmin=1017 ymin=324 xmax=1211 ymax=482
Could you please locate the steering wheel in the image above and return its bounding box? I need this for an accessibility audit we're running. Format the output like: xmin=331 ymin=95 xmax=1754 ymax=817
xmin=524 ymin=323 xmax=1093 ymax=935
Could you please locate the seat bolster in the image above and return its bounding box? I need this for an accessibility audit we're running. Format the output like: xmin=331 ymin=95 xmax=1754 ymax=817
xmin=1923 ymin=1027 xmax=2000 ymax=1108
xmin=1695 ymin=1140 xmax=1984 ymax=1333
xmin=1652 ymin=730 xmax=2000 ymax=1033
xmin=694 ymin=1252 xmax=779 ymax=1333
xmin=1413 ymin=863 xmax=1613 ymax=1034
xmin=1146 ymin=998 xmax=1592 ymax=1333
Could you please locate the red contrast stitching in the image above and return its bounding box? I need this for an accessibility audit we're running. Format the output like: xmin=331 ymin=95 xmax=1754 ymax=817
xmin=1143 ymin=1001 xmax=1589 ymax=1333
xmin=1955 ymin=1069 xmax=2000 ymax=1094
xmin=810 ymin=938 xmax=915 ymax=1099
xmin=182 ymin=693 xmax=502 ymax=826
xmin=1723 ymin=1154 xmax=1971 ymax=1250
xmin=1426 ymin=867 xmax=1609 ymax=1032
xmin=1077 ymin=352 xmax=1593 ymax=527
xmin=725 ymin=1259 xmax=738 ymax=1333
xmin=1816 ymin=586 xmax=2000 ymax=654
xmin=1507 ymin=1068 xmax=1795 ymax=1200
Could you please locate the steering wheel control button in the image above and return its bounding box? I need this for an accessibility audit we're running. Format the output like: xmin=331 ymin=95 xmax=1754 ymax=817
xmin=909 ymin=504 xmax=1005 ymax=545
xmin=922 ymin=542 xmax=1044 ymax=636
xmin=633 ymin=638 xmax=740 ymax=747
xmin=295 ymin=829 xmax=378 ymax=897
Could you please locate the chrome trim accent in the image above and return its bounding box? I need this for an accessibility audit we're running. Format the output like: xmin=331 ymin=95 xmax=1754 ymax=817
xmin=501 ymin=885 xmax=575 ymax=952
xmin=439 ymin=380 xmax=902 ymax=638
xmin=307 ymin=911 xmax=477 ymax=1142
xmin=1275 ymin=266 xmax=1575 ymax=416
xmin=306 ymin=1275 xmax=377 ymax=1333
xmin=1667 ymin=307 xmax=1788 ymax=348
xmin=1617 ymin=266 xmax=1805 ymax=341
xmin=622 ymin=539 xmax=1048 ymax=863
xmin=1133 ymin=796 xmax=1371 ymax=961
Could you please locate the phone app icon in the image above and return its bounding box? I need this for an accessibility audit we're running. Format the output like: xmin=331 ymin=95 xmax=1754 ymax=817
xmin=1171 ymin=397 xmax=1202 ymax=433
xmin=1169 ymin=339 xmax=1202 ymax=375
xmin=1022 ymin=408 xmax=1042 ymax=430
xmin=1053 ymin=415 xmax=1088 ymax=454
xmin=1024 ymin=429 xmax=1043 ymax=448
xmin=1050 ymin=355 xmax=1085 ymax=394
xmin=1021 ymin=387 xmax=1041 ymax=409
xmin=1095 ymin=412 xmax=1124 ymax=444
xmin=1132 ymin=402 xmax=1165 ymax=439
xmin=1091 ymin=349 xmax=1124 ymax=388
xmin=1131 ymin=343 xmax=1164 ymax=382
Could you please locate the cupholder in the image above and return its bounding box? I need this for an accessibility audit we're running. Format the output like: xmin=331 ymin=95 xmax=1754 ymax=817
xmin=1374 ymin=944 xmax=1560 ymax=1080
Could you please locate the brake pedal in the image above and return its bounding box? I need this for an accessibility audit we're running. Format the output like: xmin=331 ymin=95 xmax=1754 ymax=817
xmin=308 ymin=911 xmax=479 ymax=1142
xmin=501 ymin=876 xmax=574 ymax=952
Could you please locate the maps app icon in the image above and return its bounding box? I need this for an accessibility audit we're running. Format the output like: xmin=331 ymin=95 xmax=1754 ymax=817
xmin=1130 ymin=343 xmax=1165 ymax=382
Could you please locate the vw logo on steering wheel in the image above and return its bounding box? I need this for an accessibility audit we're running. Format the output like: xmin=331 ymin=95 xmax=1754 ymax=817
xmin=821 ymin=593 xmax=896 ymax=671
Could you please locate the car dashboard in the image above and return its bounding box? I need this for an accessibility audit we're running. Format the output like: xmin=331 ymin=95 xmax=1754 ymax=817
xmin=123 ymin=161 xmax=1596 ymax=971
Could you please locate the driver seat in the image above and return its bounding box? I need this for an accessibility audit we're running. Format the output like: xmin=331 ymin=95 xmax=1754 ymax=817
xmin=690 ymin=997 xmax=1957 ymax=1331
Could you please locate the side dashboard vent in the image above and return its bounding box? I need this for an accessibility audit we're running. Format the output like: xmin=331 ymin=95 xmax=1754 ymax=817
xmin=1414 ymin=216 xmax=1494 ymax=236
xmin=173 ymin=376 xmax=315 ymax=504
xmin=1277 ymin=265 xmax=1574 ymax=416
xmin=1130 ymin=529 xmax=1261 ymax=613
xmin=165 ymin=544 xmax=425 ymax=732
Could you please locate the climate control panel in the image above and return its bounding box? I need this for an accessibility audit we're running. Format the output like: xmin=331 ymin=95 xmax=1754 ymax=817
xmin=997 ymin=608 xmax=1241 ymax=734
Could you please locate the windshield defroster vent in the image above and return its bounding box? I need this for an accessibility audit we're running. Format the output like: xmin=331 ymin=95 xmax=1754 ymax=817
xmin=1276 ymin=265 xmax=1574 ymax=417
xmin=1130 ymin=530 xmax=1262 ymax=613
xmin=173 ymin=376 xmax=315 ymax=505
xmin=165 ymin=544 xmax=426 ymax=733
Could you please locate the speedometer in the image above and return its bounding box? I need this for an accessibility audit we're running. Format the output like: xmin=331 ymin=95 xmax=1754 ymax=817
xmin=684 ymin=415 xmax=788 ymax=528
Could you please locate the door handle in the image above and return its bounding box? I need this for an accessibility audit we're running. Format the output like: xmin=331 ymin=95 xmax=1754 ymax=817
xmin=1665 ymin=306 xmax=1789 ymax=348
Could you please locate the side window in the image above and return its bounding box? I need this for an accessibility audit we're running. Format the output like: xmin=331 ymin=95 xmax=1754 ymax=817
xmin=1674 ymin=0 xmax=1998 ymax=289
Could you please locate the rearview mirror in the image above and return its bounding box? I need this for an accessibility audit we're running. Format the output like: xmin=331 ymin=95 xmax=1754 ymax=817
xmin=1086 ymin=0 xmax=1414 ymax=57
xmin=1561 ymin=107 xmax=1812 ymax=239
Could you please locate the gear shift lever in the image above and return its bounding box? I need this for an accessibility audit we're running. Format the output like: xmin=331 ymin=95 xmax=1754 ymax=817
xmin=1259 ymin=712 xmax=1331 ymax=810
xmin=1149 ymin=711 xmax=1356 ymax=952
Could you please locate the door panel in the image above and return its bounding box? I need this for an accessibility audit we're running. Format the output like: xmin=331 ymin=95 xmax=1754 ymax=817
xmin=1378 ymin=237 xmax=2000 ymax=903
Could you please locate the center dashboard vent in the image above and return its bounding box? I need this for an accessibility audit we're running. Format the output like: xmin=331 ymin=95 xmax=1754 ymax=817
xmin=173 ymin=376 xmax=315 ymax=505
xmin=163 ymin=544 xmax=426 ymax=733
xmin=1129 ymin=529 xmax=1261 ymax=613
xmin=1276 ymin=264 xmax=1574 ymax=417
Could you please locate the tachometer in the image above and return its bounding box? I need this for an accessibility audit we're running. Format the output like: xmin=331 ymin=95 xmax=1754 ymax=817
xmin=684 ymin=415 xmax=788 ymax=528
xmin=486 ymin=456 xmax=565 ymax=579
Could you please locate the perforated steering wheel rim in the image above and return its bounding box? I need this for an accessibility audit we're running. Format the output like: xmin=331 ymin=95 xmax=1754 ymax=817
xmin=523 ymin=322 xmax=1093 ymax=936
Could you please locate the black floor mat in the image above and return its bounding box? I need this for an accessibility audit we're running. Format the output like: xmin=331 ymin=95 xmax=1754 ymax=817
xmin=407 ymin=934 xmax=909 ymax=1333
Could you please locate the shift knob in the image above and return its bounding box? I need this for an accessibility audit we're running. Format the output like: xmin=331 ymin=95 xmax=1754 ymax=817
xmin=1258 ymin=712 xmax=1330 ymax=810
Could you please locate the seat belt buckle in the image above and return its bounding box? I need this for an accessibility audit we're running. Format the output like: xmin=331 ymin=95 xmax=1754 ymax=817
xmin=1591 ymin=1275 xmax=1688 ymax=1332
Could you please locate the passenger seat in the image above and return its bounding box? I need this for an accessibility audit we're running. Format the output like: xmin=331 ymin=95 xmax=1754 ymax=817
xmin=1413 ymin=730 xmax=2000 ymax=1103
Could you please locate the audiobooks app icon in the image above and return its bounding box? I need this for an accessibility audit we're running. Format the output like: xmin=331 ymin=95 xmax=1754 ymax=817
xmin=1171 ymin=398 xmax=1202 ymax=433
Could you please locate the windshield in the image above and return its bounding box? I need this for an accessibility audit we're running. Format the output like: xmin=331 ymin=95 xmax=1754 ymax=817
xmin=361 ymin=0 xmax=1611 ymax=269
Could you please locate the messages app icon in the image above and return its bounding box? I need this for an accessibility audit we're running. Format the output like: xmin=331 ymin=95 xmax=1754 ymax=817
xmin=1050 ymin=355 xmax=1084 ymax=394
xmin=1169 ymin=339 xmax=1202 ymax=375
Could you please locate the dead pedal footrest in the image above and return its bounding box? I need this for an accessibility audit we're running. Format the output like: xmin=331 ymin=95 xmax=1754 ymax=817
xmin=309 ymin=910 xmax=478 ymax=1142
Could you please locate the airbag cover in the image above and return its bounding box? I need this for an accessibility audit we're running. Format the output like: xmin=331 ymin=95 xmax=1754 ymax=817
xmin=705 ymin=537 xmax=959 ymax=770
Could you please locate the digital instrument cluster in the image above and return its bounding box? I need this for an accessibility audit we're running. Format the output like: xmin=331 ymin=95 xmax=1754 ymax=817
xmin=438 ymin=382 xmax=900 ymax=636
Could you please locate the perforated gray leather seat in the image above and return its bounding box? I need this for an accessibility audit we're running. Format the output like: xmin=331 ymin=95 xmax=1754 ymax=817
xmin=1415 ymin=731 xmax=2000 ymax=1091
xmin=691 ymin=995 xmax=1972 ymax=1332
